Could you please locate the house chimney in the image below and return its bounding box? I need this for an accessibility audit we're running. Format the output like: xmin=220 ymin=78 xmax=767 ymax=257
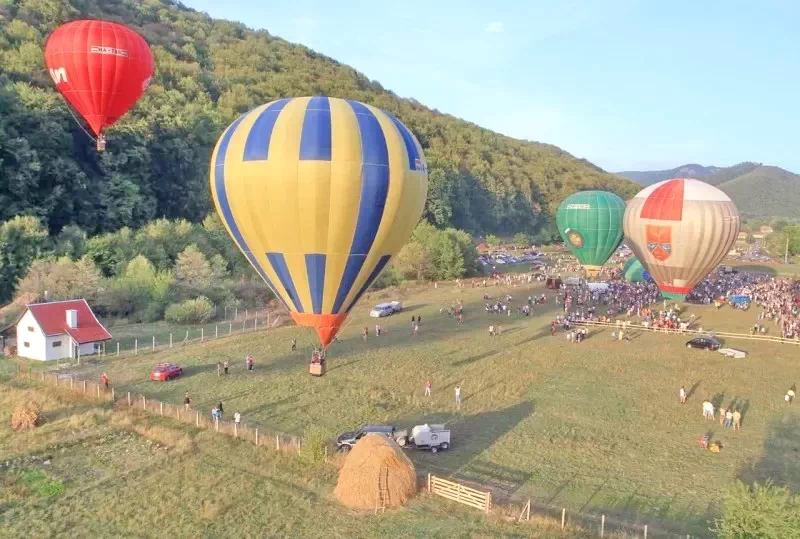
xmin=66 ymin=309 xmax=78 ymax=329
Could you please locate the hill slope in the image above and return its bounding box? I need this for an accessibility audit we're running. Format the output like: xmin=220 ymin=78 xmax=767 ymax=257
xmin=617 ymin=164 xmax=721 ymax=186
xmin=619 ymin=162 xmax=800 ymax=218
xmin=0 ymin=0 xmax=638 ymax=237
xmin=717 ymin=166 xmax=800 ymax=218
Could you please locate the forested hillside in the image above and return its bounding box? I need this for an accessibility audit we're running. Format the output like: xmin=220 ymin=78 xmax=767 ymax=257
xmin=717 ymin=166 xmax=800 ymax=218
xmin=620 ymin=161 xmax=800 ymax=218
xmin=0 ymin=0 xmax=637 ymax=239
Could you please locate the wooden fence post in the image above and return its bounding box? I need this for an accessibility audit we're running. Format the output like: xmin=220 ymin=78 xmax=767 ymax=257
xmin=644 ymin=524 xmax=648 ymax=538
xmin=143 ymin=395 xmax=146 ymax=410
xmin=234 ymin=423 xmax=238 ymax=438
xmin=70 ymin=377 xmax=74 ymax=390
xmin=55 ymin=374 xmax=58 ymax=387
xmin=160 ymin=401 xmax=163 ymax=416
xmin=229 ymin=322 xmax=232 ymax=335
xmin=254 ymin=317 xmax=257 ymax=331
xmin=485 ymin=492 xmax=491 ymax=514
xmin=245 ymin=308 xmax=248 ymax=320
xmin=29 ymin=367 xmax=32 ymax=379
xmin=116 ymin=342 xmax=120 ymax=356
xmin=42 ymin=370 xmax=45 ymax=381
xmin=135 ymin=339 xmax=138 ymax=355
xmin=196 ymin=411 xmax=200 ymax=426
xmin=83 ymin=380 xmax=86 ymax=393
xmin=427 ymin=473 xmax=431 ymax=493
xmin=601 ymin=514 xmax=605 ymax=537
xmin=96 ymin=385 xmax=100 ymax=397
xmin=170 ymin=333 xmax=173 ymax=348
xmin=255 ymin=428 xmax=259 ymax=446
xmin=235 ymin=307 xmax=238 ymax=320
xmin=152 ymin=336 xmax=155 ymax=351
xmin=561 ymin=508 xmax=565 ymax=530
xmin=201 ymin=328 xmax=204 ymax=342
xmin=111 ymin=388 xmax=115 ymax=401
xmin=276 ymin=436 xmax=280 ymax=451
xmin=216 ymin=325 xmax=218 ymax=339
xmin=127 ymin=392 xmax=131 ymax=406
xmin=324 ymin=445 xmax=327 ymax=463
xmin=242 ymin=320 xmax=246 ymax=333
xmin=215 ymin=417 xmax=219 ymax=432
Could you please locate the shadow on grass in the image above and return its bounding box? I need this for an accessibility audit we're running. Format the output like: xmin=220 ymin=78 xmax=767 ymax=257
xmin=397 ymin=401 xmax=535 ymax=500
xmin=738 ymin=411 xmax=800 ymax=494
xmin=451 ymin=350 xmax=500 ymax=367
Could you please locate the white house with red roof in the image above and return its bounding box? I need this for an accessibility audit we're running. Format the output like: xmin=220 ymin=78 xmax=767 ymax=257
xmin=15 ymin=299 xmax=112 ymax=361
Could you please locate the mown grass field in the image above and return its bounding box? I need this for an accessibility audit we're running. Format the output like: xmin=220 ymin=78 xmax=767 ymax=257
xmin=2 ymin=378 xmax=596 ymax=539
xmin=4 ymin=279 xmax=799 ymax=537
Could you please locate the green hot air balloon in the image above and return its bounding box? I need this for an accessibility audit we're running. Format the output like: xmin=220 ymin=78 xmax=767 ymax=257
xmin=622 ymin=257 xmax=646 ymax=282
xmin=556 ymin=191 xmax=625 ymax=277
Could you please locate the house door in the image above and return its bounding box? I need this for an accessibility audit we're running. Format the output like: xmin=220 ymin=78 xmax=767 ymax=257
xmin=72 ymin=343 xmax=78 ymax=359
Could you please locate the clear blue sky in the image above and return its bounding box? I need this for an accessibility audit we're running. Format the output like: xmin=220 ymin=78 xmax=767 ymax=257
xmin=184 ymin=0 xmax=799 ymax=173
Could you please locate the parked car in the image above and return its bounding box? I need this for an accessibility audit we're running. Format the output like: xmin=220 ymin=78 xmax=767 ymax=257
xmin=718 ymin=348 xmax=747 ymax=359
xmin=336 ymin=425 xmax=409 ymax=451
xmin=686 ymin=336 xmax=721 ymax=351
xmin=409 ymin=424 xmax=450 ymax=454
xmin=150 ymin=363 xmax=183 ymax=381
xmin=369 ymin=301 xmax=402 ymax=318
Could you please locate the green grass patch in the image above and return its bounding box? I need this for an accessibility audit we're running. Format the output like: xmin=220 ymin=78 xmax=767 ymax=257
xmin=18 ymin=469 xmax=64 ymax=497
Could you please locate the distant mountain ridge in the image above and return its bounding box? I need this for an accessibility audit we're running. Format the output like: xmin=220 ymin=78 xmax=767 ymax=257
xmin=617 ymin=162 xmax=800 ymax=218
xmin=616 ymin=164 xmax=722 ymax=186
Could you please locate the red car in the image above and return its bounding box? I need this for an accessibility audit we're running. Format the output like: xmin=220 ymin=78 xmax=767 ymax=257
xmin=149 ymin=363 xmax=183 ymax=381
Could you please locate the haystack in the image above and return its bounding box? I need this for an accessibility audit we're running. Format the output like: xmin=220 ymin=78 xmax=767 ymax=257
xmin=11 ymin=401 xmax=44 ymax=430
xmin=334 ymin=434 xmax=417 ymax=510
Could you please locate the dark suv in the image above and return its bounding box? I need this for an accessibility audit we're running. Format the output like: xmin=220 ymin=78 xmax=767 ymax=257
xmin=686 ymin=336 xmax=721 ymax=351
xmin=336 ymin=425 xmax=409 ymax=451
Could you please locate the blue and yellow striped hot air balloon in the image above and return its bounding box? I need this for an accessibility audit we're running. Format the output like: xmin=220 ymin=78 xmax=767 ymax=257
xmin=210 ymin=96 xmax=429 ymax=348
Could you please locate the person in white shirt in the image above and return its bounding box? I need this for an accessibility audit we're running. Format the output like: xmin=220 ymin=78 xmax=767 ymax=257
xmin=234 ymin=412 xmax=241 ymax=425
xmin=680 ymin=386 xmax=686 ymax=404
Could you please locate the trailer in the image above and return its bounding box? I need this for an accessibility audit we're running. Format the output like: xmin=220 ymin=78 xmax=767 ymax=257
xmin=409 ymin=424 xmax=450 ymax=453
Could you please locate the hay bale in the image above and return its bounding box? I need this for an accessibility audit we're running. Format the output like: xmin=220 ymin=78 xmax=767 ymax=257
xmin=335 ymin=434 xmax=417 ymax=510
xmin=11 ymin=401 xmax=44 ymax=430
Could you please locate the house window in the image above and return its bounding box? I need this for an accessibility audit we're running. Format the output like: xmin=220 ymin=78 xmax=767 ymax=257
xmin=53 ymin=341 xmax=62 ymax=348
xmin=27 ymin=326 xmax=34 ymax=332
xmin=23 ymin=342 xmax=30 ymax=348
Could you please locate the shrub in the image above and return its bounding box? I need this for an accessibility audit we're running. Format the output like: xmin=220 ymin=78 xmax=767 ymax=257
xmin=714 ymin=481 xmax=800 ymax=538
xmin=298 ymin=427 xmax=329 ymax=466
xmin=164 ymin=297 xmax=213 ymax=324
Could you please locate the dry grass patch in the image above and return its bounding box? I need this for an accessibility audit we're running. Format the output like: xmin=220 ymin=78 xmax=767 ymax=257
xmin=11 ymin=401 xmax=44 ymax=430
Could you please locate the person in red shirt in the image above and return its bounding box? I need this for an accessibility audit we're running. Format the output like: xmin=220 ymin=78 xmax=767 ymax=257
xmin=101 ymin=372 xmax=109 ymax=389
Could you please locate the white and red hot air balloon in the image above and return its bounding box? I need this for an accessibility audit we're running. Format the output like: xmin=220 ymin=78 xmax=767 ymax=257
xmin=623 ymin=178 xmax=740 ymax=300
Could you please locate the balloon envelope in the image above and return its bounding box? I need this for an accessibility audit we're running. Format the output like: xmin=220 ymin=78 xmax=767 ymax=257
xmin=622 ymin=257 xmax=646 ymax=282
xmin=623 ymin=178 xmax=740 ymax=300
xmin=44 ymin=20 xmax=154 ymax=136
xmin=556 ymin=191 xmax=626 ymax=277
xmin=209 ymin=97 xmax=428 ymax=347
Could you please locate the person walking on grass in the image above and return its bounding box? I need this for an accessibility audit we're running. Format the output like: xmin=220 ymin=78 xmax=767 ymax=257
xmin=223 ymin=360 xmax=229 ymax=375
xmin=424 ymin=380 xmax=431 ymax=397
xmin=413 ymin=323 xmax=419 ymax=336
xmin=101 ymin=372 xmax=109 ymax=389
xmin=217 ymin=361 xmax=221 ymax=377
xmin=291 ymin=338 xmax=297 ymax=352
xmin=733 ymin=409 xmax=742 ymax=431
xmin=719 ymin=407 xmax=727 ymax=427
xmin=455 ymin=385 xmax=462 ymax=408
xmin=217 ymin=402 xmax=224 ymax=420
xmin=680 ymin=385 xmax=686 ymax=404
xmin=184 ymin=392 xmax=191 ymax=411
xmin=362 ymin=327 xmax=368 ymax=342
xmin=725 ymin=408 xmax=733 ymax=429
xmin=786 ymin=386 xmax=795 ymax=405
xmin=234 ymin=412 xmax=241 ymax=428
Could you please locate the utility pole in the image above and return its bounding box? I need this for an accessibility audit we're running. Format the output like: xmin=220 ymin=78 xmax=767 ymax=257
xmin=785 ymin=236 xmax=790 ymax=264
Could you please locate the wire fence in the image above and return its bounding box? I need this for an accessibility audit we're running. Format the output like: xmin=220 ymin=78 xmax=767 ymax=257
xmin=15 ymin=366 xmax=304 ymax=455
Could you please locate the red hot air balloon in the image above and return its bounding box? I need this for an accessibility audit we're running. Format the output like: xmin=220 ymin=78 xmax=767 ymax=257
xmin=44 ymin=20 xmax=154 ymax=151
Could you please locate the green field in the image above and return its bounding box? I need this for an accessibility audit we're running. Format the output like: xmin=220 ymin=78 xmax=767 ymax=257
xmin=8 ymin=280 xmax=796 ymax=537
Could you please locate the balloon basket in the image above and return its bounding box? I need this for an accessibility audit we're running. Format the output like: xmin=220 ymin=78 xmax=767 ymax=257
xmin=309 ymin=360 xmax=326 ymax=377
xmin=96 ymin=134 xmax=106 ymax=152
